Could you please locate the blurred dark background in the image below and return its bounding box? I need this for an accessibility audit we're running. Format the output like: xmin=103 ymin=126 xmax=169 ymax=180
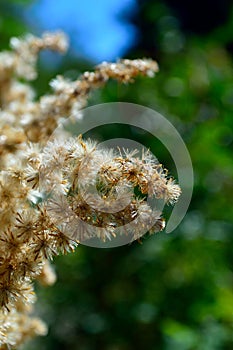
xmin=0 ymin=0 xmax=233 ymax=349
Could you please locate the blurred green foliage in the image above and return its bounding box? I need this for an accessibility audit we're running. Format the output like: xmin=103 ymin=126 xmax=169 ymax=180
xmin=0 ymin=0 xmax=233 ymax=349
xmin=0 ymin=0 xmax=31 ymax=48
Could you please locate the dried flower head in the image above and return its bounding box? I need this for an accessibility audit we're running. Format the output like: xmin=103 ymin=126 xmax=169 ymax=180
xmin=0 ymin=31 xmax=180 ymax=348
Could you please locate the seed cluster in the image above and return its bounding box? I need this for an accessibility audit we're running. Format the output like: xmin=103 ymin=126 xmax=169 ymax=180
xmin=0 ymin=32 xmax=180 ymax=348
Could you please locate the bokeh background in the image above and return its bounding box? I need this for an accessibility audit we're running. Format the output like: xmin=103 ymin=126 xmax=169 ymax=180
xmin=0 ymin=0 xmax=233 ymax=349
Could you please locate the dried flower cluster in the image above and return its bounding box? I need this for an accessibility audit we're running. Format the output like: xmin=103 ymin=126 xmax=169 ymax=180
xmin=40 ymin=138 xmax=181 ymax=244
xmin=0 ymin=32 xmax=180 ymax=348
